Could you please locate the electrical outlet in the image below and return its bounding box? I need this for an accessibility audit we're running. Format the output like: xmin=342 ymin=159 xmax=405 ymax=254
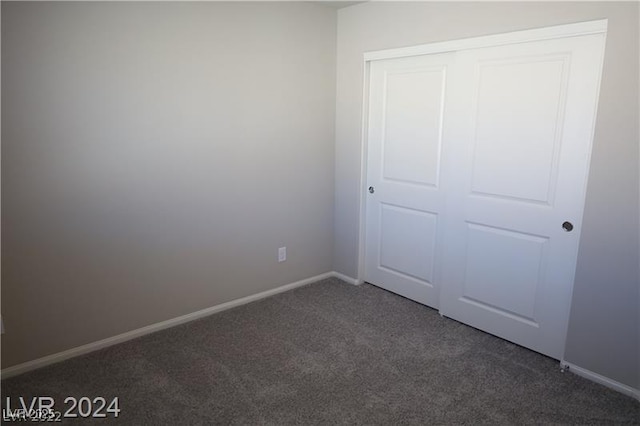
xmin=278 ymin=247 xmax=286 ymax=262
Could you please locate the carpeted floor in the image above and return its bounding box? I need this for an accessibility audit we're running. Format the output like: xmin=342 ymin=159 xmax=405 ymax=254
xmin=2 ymin=278 xmax=639 ymax=424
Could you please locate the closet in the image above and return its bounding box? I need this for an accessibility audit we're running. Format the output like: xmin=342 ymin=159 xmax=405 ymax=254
xmin=363 ymin=21 xmax=607 ymax=359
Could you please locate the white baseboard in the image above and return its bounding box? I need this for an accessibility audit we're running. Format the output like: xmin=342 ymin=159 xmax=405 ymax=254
xmin=1 ymin=271 xmax=349 ymax=380
xmin=332 ymin=271 xmax=360 ymax=285
xmin=5 ymin=274 xmax=636 ymax=403
xmin=561 ymin=361 xmax=640 ymax=401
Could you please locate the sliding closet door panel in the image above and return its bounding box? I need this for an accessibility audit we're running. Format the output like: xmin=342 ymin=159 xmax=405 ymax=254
xmin=471 ymin=57 xmax=566 ymax=204
xmin=440 ymin=34 xmax=606 ymax=359
xmin=383 ymin=70 xmax=443 ymax=186
xmin=365 ymin=53 xmax=454 ymax=307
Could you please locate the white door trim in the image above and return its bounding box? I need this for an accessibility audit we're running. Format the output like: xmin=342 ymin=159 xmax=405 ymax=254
xmin=356 ymin=18 xmax=607 ymax=285
xmin=363 ymin=19 xmax=607 ymax=62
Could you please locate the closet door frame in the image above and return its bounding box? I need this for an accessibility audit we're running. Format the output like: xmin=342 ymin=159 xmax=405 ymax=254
xmin=356 ymin=19 xmax=607 ymax=353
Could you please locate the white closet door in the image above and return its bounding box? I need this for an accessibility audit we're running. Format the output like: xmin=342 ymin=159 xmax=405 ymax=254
xmin=439 ymin=34 xmax=606 ymax=359
xmin=365 ymin=53 xmax=455 ymax=308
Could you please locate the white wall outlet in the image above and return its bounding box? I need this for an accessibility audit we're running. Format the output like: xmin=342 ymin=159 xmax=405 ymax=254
xmin=278 ymin=247 xmax=286 ymax=262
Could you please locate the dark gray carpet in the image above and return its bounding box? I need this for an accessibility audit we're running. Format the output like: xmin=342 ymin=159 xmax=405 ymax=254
xmin=2 ymin=278 xmax=639 ymax=424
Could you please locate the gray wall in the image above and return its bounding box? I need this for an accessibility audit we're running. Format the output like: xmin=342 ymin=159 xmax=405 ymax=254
xmin=334 ymin=2 xmax=639 ymax=389
xmin=1 ymin=2 xmax=336 ymax=368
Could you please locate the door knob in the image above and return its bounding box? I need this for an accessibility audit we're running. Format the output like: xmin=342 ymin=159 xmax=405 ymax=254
xmin=562 ymin=221 xmax=574 ymax=232
xmin=368 ymin=186 xmax=375 ymax=194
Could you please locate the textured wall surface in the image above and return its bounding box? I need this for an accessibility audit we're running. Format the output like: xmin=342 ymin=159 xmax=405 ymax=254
xmin=2 ymin=2 xmax=337 ymax=368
